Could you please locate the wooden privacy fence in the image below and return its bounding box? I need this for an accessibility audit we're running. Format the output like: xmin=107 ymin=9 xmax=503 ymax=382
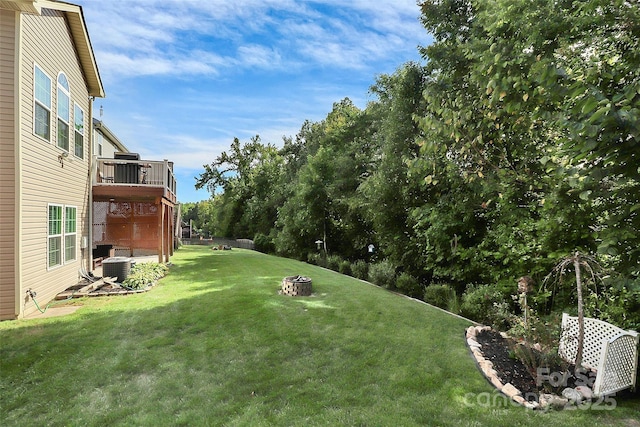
xmin=559 ymin=313 xmax=639 ymax=396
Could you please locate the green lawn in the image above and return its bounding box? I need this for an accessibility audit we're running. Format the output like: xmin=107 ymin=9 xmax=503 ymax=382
xmin=1 ymin=246 xmax=638 ymax=426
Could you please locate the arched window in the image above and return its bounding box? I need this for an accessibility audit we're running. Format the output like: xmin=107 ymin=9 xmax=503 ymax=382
xmin=57 ymin=73 xmax=70 ymax=151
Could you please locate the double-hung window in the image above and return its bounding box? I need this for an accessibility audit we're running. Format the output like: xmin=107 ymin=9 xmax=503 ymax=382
xmin=74 ymin=104 xmax=84 ymax=158
xmin=48 ymin=204 xmax=77 ymax=268
xmin=57 ymin=73 xmax=70 ymax=151
xmin=65 ymin=206 xmax=77 ymax=262
xmin=95 ymin=130 xmax=103 ymax=156
xmin=48 ymin=205 xmax=63 ymax=268
xmin=34 ymin=65 xmax=52 ymax=140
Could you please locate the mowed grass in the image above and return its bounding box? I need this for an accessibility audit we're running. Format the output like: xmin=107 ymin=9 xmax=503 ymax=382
xmin=1 ymin=246 xmax=638 ymax=426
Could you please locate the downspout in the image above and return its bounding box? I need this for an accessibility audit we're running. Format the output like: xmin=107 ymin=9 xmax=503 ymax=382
xmin=88 ymin=96 xmax=94 ymax=272
xmin=14 ymin=11 xmax=23 ymax=318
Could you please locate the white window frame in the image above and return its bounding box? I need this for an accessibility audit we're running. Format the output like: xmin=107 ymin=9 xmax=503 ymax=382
xmin=47 ymin=204 xmax=77 ymax=269
xmin=48 ymin=204 xmax=63 ymax=269
xmin=33 ymin=64 xmax=52 ymax=141
xmin=57 ymin=72 xmax=70 ymax=152
xmin=64 ymin=206 xmax=77 ymax=263
xmin=95 ymin=129 xmax=103 ymax=156
xmin=73 ymin=103 xmax=84 ymax=159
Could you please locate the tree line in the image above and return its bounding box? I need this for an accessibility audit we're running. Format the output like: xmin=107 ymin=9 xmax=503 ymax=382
xmin=185 ymin=0 xmax=639 ymax=328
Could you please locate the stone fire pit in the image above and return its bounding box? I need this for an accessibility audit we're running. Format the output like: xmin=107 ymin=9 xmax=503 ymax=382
xmin=281 ymin=275 xmax=312 ymax=296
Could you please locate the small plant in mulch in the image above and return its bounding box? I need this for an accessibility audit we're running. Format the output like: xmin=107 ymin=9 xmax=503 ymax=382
xmin=503 ymin=277 xmax=570 ymax=394
xmin=123 ymin=263 xmax=169 ymax=290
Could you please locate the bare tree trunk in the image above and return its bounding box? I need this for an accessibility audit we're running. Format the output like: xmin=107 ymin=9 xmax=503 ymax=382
xmin=573 ymin=252 xmax=584 ymax=375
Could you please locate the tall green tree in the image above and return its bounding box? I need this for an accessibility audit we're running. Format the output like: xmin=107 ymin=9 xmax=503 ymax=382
xmin=547 ymin=0 xmax=640 ymax=275
xmin=468 ymin=0 xmax=640 ymax=278
xmin=358 ymin=63 xmax=429 ymax=277
xmin=412 ymin=0 xmax=640 ymax=286
xmin=276 ymin=99 xmax=375 ymax=260
xmin=413 ymin=0 xmax=553 ymax=285
xmin=195 ymin=136 xmax=285 ymax=239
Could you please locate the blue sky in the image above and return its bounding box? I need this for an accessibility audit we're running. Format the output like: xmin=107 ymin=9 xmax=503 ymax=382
xmin=75 ymin=0 xmax=431 ymax=203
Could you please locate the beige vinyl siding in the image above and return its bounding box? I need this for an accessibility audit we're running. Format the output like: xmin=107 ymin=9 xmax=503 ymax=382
xmin=19 ymin=8 xmax=92 ymax=317
xmin=97 ymin=130 xmax=126 ymax=158
xmin=0 ymin=9 xmax=17 ymax=320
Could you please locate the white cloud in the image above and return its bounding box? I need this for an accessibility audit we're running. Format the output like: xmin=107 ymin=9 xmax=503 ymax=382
xmin=236 ymin=45 xmax=283 ymax=68
xmin=79 ymin=0 xmax=427 ymax=81
xmin=98 ymin=50 xmax=223 ymax=80
xmin=153 ymin=141 xmax=228 ymax=171
xmin=76 ymin=0 xmax=429 ymax=202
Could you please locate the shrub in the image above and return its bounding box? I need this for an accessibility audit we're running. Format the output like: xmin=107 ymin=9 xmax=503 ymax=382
xmin=307 ymin=252 xmax=321 ymax=265
xmin=253 ymin=233 xmax=275 ymax=253
xmin=460 ymin=284 xmax=511 ymax=329
xmin=326 ymin=254 xmax=342 ymax=271
xmin=122 ymin=262 xmax=168 ymax=290
xmin=424 ymin=284 xmax=455 ymax=309
xmin=338 ymin=260 xmax=352 ymax=276
xmin=368 ymin=260 xmax=396 ymax=289
xmin=507 ymin=310 xmax=566 ymax=387
xmin=317 ymin=254 xmax=328 ymax=268
xmin=396 ymin=272 xmax=423 ymax=298
xmin=307 ymin=252 xmax=328 ymax=267
xmin=447 ymin=292 xmax=461 ymax=314
xmin=351 ymin=260 xmax=368 ymax=280
xmin=585 ymin=284 xmax=640 ymax=331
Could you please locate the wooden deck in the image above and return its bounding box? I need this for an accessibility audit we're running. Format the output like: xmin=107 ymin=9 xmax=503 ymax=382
xmin=93 ymin=158 xmax=177 ymax=204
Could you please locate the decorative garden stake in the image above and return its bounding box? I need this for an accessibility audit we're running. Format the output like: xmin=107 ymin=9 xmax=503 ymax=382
xmin=517 ymin=276 xmax=534 ymax=331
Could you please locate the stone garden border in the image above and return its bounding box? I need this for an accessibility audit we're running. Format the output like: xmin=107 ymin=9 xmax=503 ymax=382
xmin=466 ymin=325 xmax=600 ymax=411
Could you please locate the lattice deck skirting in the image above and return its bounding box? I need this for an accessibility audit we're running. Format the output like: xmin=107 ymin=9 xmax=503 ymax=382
xmin=559 ymin=313 xmax=639 ymax=396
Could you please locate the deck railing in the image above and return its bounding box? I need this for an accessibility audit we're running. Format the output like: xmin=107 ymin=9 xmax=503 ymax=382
xmin=94 ymin=158 xmax=176 ymax=201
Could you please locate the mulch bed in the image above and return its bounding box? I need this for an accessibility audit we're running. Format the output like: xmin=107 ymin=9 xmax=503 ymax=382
xmin=55 ymin=277 xmax=151 ymax=300
xmin=474 ymin=329 xmax=589 ymax=401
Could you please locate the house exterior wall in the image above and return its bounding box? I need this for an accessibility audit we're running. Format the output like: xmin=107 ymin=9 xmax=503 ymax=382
xmin=101 ymin=140 xmax=122 ymax=159
xmin=93 ymin=119 xmax=129 ymax=159
xmin=95 ymin=129 xmax=125 ymax=158
xmin=0 ymin=9 xmax=18 ymax=319
xmin=8 ymin=7 xmax=93 ymax=319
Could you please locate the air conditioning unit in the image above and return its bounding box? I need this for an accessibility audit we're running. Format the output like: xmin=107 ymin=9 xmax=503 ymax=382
xmin=102 ymin=257 xmax=133 ymax=282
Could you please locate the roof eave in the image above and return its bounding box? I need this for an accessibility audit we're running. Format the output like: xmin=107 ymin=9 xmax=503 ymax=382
xmin=0 ymin=1 xmax=105 ymax=97
xmin=39 ymin=0 xmax=105 ymax=98
xmin=0 ymin=0 xmax=41 ymax=14
xmin=93 ymin=119 xmax=129 ymax=153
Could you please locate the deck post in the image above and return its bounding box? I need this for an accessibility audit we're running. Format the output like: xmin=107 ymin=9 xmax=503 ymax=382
xmin=129 ymin=202 xmax=135 ymax=257
xmin=157 ymin=197 xmax=163 ymax=263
